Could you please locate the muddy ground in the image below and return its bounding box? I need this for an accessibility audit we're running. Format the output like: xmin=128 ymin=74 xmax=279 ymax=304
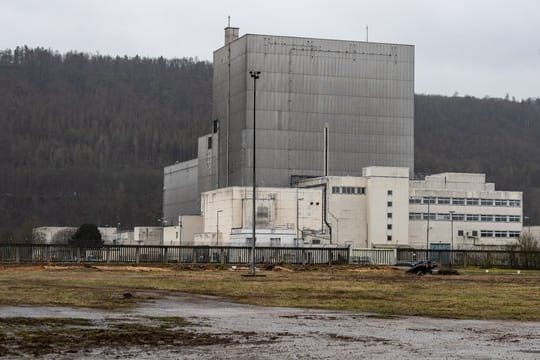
xmin=1 ymin=292 xmax=539 ymax=359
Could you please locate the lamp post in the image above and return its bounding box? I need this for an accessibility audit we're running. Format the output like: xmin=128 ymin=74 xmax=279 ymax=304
xmin=249 ymin=70 xmax=260 ymax=276
xmin=426 ymin=199 xmax=431 ymax=259
xmin=449 ymin=210 xmax=455 ymax=267
xmin=216 ymin=210 xmax=223 ymax=247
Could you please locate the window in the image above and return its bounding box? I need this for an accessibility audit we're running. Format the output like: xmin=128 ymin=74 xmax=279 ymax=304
xmin=387 ymin=201 xmax=393 ymax=207
xmin=423 ymin=197 xmax=436 ymax=204
xmin=387 ymin=190 xmax=393 ymax=195
xmin=471 ymin=230 xmax=478 ymax=237
xmin=409 ymin=213 xmax=422 ymax=220
xmin=495 ymin=231 xmax=507 ymax=238
xmin=466 ymin=214 xmax=479 ymax=222
xmin=387 ymin=224 xmax=392 ymax=230
xmin=409 ymin=197 xmax=422 ymax=204
xmin=495 ymin=199 xmax=508 ymax=206
xmin=207 ymin=136 xmax=212 ymax=149
xmin=270 ymin=238 xmax=281 ymax=247
xmin=466 ymin=198 xmax=479 ymax=206
xmin=423 ymin=213 xmax=436 ymax=221
xmin=457 ymin=230 xmax=464 ymax=236
xmin=387 ymin=235 xmax=392 ymax=241
xmin=256 ymin=206 xmax=269 ymax=226
xmin=481 ymin=215 xmax=493 ymax=222
xmin=508 ymin=215 xmax=521 ymax=222
xmin=452 ymin=198 xmax=465 ymax=205
xmin=495 ymin=215 xmax=508 ymax=222
xmin=481 ymin=230 xmax=493 ymax=238
xmin=481 ymin=199 xmax=494 ymax=206
xmin=438 ymin=197 xmax=451 ymax=205
xmin=387 ymin=213 xmax=393 ymax=218
xmin=508 ymin=200 xmax=521 ymax=207
xmin=509 ymin=231 xmax=520 ymax=238
xmin=333 ymin=186 xmax=364 ymax=195
xmin=312 ymin=239 xmax=321 ymax=245
xmin=437 ymin=213 xmax=451 ymax=221
xmin=452 ymin=214 xmax=465 ymax=221
xmin=176 ymin=232 xmax=178 ymax=239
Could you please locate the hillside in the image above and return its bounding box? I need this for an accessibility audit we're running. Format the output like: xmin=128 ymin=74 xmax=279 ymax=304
xmin=1 ymin=47 xmax=539 ymax=242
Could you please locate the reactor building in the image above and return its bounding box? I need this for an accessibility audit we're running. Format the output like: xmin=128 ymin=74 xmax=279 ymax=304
xmin=163 ymin=26 xmax=415 ymax=225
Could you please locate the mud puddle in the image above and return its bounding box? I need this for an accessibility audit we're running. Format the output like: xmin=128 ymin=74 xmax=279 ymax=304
xmin=1 ymin=292 xmax=540 ymax=359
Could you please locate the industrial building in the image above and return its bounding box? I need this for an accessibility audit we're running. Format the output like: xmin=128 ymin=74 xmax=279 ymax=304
xmin=161 ymin=26 xmax=524 ymax=249
xmin=408 ymin=173 xmax=522 ymax=249
xmin=164 ymin=26 xmax=414 ymax=223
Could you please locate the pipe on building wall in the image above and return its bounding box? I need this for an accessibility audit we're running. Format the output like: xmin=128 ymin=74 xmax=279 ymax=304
xmin=297 ymin=181 xmax=333 ymax=243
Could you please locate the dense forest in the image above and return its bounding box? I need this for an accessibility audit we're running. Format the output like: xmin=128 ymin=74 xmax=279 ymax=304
xmin=1 ymin=46 xmax=539 ymax=242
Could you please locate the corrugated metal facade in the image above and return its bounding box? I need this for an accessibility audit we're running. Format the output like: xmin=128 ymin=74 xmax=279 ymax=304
xmin=213 ymin=34 xmax=414 ymax=188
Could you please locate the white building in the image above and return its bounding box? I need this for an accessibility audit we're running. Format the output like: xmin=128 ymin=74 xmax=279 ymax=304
xmin=298 ymin=167 xmax=410 ymax=248
xmin=409 ymin=173 xmax=522 ymax=249
xmin=163 ymin=215 xmax=203 ymax=246
xmin=196 ymin=187 xmax=323 ymax=246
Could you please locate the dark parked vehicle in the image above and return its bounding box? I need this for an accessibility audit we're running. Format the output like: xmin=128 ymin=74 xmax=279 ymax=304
xmin=406 ymin=260 xmax=438 ymax=274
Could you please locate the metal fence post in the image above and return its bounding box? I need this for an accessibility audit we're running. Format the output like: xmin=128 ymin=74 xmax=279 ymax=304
xmin=135 ymin=246 xmax=140 ymax=264
xmin=164 ymin=247 xmax=168 ymax=264
xmin=106 ymin=247 xmax=110 ymax=264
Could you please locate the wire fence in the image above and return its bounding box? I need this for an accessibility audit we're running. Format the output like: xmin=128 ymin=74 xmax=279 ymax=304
xmin=0 ymin=244 xmax=350 ymax=265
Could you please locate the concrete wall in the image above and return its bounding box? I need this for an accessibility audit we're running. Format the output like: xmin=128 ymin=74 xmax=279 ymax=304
xmin=364 ymin=167 xmax=410 ymax=248
xmin=409 ymin=173 xmax=523 ymax=249
xmin=132 ymin=227 xmax=163 ymax=246
xmin=163 ymin=159 xmax=200 ymax=226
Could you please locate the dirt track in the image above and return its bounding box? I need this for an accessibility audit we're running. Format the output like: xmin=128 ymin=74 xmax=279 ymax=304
xmin=1 ymin=292 xmax=540 ymax=359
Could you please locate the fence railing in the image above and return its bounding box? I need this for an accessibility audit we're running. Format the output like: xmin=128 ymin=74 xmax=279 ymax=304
xmin=396 ymin=249 xmax=540 ymax=269
xmin=350 ymin=248 xmax=396 ymax=265
xmin=0 ymin=245 xmax=350 ymax=265
xmin=3 ymin=245 xmax=540 ymax=269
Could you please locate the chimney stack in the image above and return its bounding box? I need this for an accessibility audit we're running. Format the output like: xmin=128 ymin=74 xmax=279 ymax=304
xmin=224 ymin=27 xmax=239 ymax=45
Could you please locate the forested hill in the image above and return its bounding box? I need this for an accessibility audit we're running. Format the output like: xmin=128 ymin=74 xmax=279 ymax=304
xmin=1 ymin=47 xmax=540 ymax=242
xmin=0 ymin=47 xmax=212 ymax=241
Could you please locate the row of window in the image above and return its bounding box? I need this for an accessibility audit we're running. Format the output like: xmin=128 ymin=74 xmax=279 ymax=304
xmin=332 ymin=186 xmax=365 ymax=195
xmin=480 ymin=230 xmax=521 ymax=238
xmin=409 ymin=213 xmax=521 ymax=223
xmin=409 ymin=197 xmax=521 ymax=207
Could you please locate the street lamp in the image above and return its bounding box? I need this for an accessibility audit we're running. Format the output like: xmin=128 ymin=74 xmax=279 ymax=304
xmin=249 ymin=70 xmax=260 ymax=276
xmin=449 ymin=210 xmax=455 ymax=267
xmin=216 ymin=210 xmax=223 ymax=247
xmin=449 ymin=211 xmax=455 ymax=250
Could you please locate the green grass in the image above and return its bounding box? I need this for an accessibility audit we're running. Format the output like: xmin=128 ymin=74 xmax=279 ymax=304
xmin=0 ymin=265 xmax=540 ymax=320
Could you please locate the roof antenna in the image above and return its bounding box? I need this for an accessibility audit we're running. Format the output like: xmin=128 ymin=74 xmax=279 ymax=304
xmin=366 ymin=26 xmax=369 ymax=42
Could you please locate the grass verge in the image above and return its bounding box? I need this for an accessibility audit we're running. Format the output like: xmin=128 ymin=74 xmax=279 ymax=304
xmin=0 ymin=264 xmax=540 ymax=320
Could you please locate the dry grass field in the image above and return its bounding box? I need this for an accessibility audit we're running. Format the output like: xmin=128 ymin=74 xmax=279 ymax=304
xmin=1 ymin=264 xmax=539 ymax=320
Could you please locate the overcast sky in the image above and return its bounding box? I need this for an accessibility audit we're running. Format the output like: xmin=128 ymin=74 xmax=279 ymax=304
xmin=1 ymin=0 xmax=539 ymax=99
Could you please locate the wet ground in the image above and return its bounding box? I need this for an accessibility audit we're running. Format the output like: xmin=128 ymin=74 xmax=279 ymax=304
xmin=1 ymin=292 xmax=540 ymax=359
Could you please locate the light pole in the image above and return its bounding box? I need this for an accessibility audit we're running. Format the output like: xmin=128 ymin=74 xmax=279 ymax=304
xmin=449 ymin=211 xmax=455 ymax=250
xmin=249 ymin=70 xmax=260 ymax=276
xmin=216 ymin=210 xmax=223 ymax=247
xmin=426 ymin=199 xmax=431 ymax=258
xmin=449 ymin=210 xmax=455 ymax=267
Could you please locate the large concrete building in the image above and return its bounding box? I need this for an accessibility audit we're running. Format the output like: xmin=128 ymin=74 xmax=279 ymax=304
xmin=212 ymin=28 xmax=415 ymax=189
xmin=161 ymin=27 xmax=525 ymax=249
xmin=163 ymin=27 xmax=415 ymax=222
